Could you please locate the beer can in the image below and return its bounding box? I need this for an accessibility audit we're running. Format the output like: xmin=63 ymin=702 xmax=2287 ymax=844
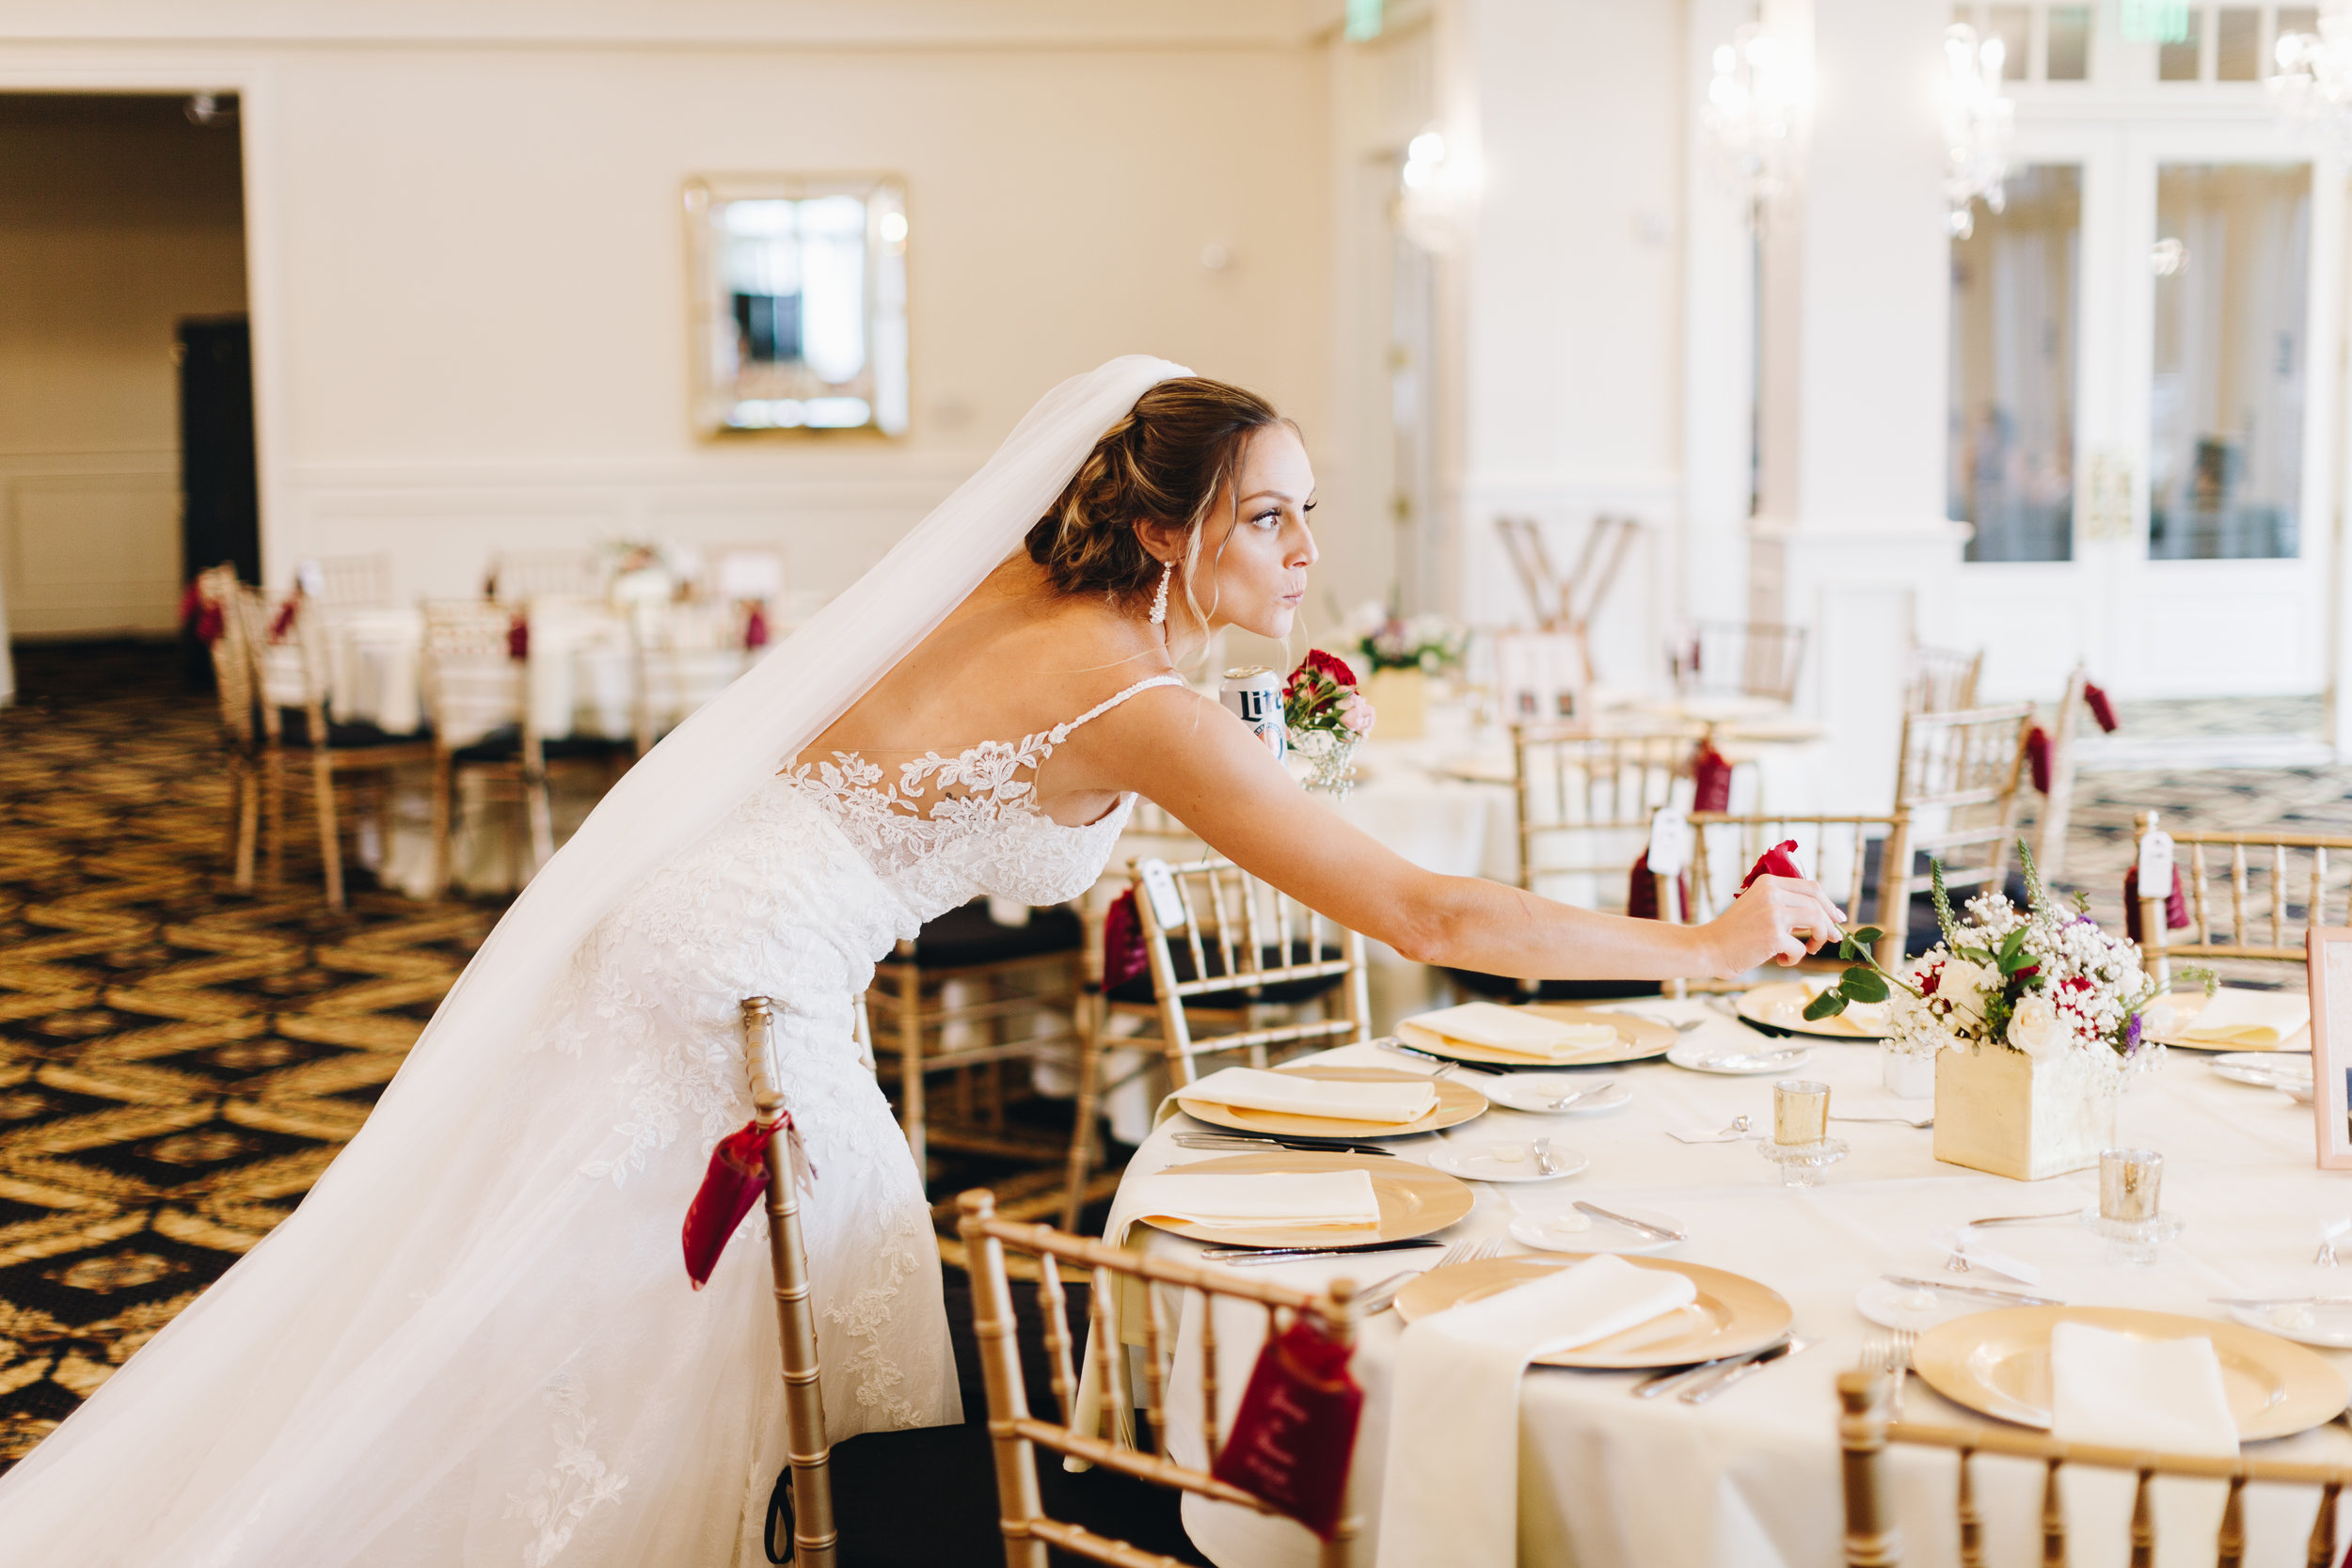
xmin=1219 ymin=666 xmax=1287 ymax=763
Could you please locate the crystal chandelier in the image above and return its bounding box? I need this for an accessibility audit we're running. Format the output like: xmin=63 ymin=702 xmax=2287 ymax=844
xmin=1703 ymin=24 xmax=1808 ymax=221
xmin=2267 ymin=1 xmax=2352 ymax=156
xmin=1397 ymin=126 xmax=1477 ymax=254
xmin=1942 ymin=24 xmax=2013 ymax=239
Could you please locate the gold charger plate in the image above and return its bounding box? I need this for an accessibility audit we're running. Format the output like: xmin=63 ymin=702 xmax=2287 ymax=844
xmin=1912 ymin=1306 xmax=2348 ymax=1441
xmin=2144 ymin=989 xmax=2312 ymax=1053
xmin=1391 ymin=1255 xmax=1793 ymax=1370
xmin=1135 ymin=1151 xmax=1475 ymax=1251
xmin=1395 ymin=1006 xmax=1677 ymax=1069
xmin=1735 ymin=980 xmax=1889 ymax=1040
xmin=1176 ymin=1066 xmax=1488 ymax=1139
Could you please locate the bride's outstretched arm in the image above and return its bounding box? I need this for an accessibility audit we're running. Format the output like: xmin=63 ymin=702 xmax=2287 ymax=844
xmin=1090 ymin=689 xmax=1845 ymax=983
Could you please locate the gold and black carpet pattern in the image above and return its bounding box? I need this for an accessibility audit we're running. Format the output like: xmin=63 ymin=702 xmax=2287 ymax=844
xmin=0 ymin=642 xmax=501 ymax=1466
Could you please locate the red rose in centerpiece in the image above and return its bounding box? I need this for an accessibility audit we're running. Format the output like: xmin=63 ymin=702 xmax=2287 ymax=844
xmin=1301 ymin=648 xmax=1358 ymax=689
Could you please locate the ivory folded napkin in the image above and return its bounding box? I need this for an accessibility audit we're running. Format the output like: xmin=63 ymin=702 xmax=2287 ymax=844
xmin=1174 ymin=1066 xmax=1438 ymax=1125
xmin=2050 ymin=1322 xmax=2237 ymax=1568
xmin=1376 ymin=1256 xmax=1698 ymax=1568
xmin=1397 ymin=1001 xmax=1619 ymax=1062
xmin=1120 ymin=1170 xmax=1383 ymax=1235
xmin=2178 ymin=989 xmax=2310 ymax=1047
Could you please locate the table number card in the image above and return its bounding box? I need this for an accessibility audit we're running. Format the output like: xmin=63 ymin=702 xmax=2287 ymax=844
xmin=2305 ymin=927 xmax=2352 ymax=1170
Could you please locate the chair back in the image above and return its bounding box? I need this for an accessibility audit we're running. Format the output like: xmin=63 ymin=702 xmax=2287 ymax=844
xmin=193 ymin=564 xmax=255 ymax=746
xmin=1495 ymin=514 xmax=1639 ymax=640
xmin=1492 ymin=631 xmax=1592 ymax=722
xmin=231 ymin=585 xmax=335 ymax=745
xmin=421 ymin=599 xmax=530 ymax=752
xmin=1514 ymin=724 xmax=1703 ymax=909
xmin=1884 ymin=704 xmax=2034 ymax=956
xmin=1837 ymin=1370 xmax=2345 ymax=1568
xmin=2132 ymin=810 xmax=2352 ymax=984
xmin=741 ymin=999 xmax=837 ymax=1568
xmin=1133 ymin=856 xmax=1369 ymax=1086
xmin=1675 ymin=621 xmax=1808 ymax=705
xmin=1905 ymin=644 xmax=1985 ymax=715
xmin=487 ymin=547 xmax=602 ymax=605
xmin=627 ymin=601 xmax=749 ymax=754
xmin=300 ymin=552 xmax=393 ymax=610
xmin=1686 ymin=811 xmax=1909 ymax=967
xmin=2034 ymin=664 xmax=2088 ymax=879
xmin=956 ymin=1188 xmax=1362 ymax=1568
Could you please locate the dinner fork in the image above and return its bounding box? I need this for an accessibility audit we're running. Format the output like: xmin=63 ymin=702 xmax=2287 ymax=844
xmin=1346 ymin=1237 xmax=1502 ymax=1311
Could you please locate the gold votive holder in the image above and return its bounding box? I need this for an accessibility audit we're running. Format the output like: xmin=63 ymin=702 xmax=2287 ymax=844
xmin=1772 ymin=1080 xmax=1830 ymax=1146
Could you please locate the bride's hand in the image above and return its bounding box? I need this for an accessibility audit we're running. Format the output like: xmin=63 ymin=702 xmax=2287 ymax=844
xmin=1701 ymin=875 xmax=1848 ymax=976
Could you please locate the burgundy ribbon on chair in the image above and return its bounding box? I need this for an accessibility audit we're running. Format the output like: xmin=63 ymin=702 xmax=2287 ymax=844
xmin=1627 ymin=850 xmax=1692 ymax=922
xmin=2122 ymin=864 xmax=2191 ymax=943
xmin=743 ymin=605 xmax=770 ymax=651
xmin=1690 ymin=743 xmax=1733 ymax=813
xmin=2025 ymin=726 xmax=2051 ymax=795
xmin=267 ymin=598 xmax=298 ymax=642
xmin=1102 ymin=886 xmax=1150 ymax=992
xmin=1740 ymin=839 xmax=1804 ymax=891
xmin=506 ymin=614 xmax=530 ymax=661
xmin=1209 ymin=1312 xmax=1363 ymax=1541
xmin=681 ymin=1110 xmax=816 ymax=1291
xmin=181 ymin=581 xmax=224 ymax=646
xmin=2083 ymin=681 xmax=2118 ymax=734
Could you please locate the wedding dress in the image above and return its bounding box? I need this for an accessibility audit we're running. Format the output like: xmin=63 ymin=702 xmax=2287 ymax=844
xmin=0 ymin=355 xmax=1189 ymax=1566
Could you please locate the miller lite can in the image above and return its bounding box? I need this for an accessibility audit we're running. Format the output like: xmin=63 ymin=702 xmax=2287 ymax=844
xmin=1219 ymin=667 xmax=1287 ymax=763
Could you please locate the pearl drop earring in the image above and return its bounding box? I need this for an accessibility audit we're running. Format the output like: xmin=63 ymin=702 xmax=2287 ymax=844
xmin=1149 ymin=560 xmax=1173 ymax=626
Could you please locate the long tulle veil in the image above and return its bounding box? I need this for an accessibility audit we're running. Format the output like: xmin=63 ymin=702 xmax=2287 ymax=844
xmin=0 ymin=355 xmax=1187 ymax=1558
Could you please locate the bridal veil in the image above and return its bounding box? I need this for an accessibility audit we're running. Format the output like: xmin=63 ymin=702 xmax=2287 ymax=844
xmin=0 ymin=355 xmax=1187 ymax=1562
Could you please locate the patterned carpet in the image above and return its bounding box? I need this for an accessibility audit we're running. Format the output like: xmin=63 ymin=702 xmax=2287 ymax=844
xmin=5 ymin=641 xmax=2352 ymax=1477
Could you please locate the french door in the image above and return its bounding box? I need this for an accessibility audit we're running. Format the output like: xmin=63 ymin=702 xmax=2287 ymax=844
xmin=1948 ymin=120 xmax=2343 ymax=701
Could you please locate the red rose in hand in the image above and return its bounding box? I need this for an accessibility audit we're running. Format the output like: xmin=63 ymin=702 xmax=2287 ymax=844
xmin=1740 ymin=839 xmax=1804 ymax=891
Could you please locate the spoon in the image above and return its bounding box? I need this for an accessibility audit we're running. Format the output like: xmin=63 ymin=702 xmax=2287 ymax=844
xmin=1532 ymin=1136 xmax=1561 ymax=1176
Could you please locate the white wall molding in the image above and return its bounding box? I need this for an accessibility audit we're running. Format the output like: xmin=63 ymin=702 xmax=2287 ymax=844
xmin=1 ymin=449 xmax=182 ymax=639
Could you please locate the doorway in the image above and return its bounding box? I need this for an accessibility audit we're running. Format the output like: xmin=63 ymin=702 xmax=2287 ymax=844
xmin=0 ymin=92 xmax=252 ymax=702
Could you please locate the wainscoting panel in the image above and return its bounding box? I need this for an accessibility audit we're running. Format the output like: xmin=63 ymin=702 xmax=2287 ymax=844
xmin=0 ymin=452 xmax=181 ymax=639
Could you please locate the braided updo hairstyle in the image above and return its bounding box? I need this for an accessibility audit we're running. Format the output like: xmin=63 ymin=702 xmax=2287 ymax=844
xmin=1024 ymin=376 xmax=1292 ymax=625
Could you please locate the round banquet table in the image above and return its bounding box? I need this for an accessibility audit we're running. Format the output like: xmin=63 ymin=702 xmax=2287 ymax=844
xmin=1105 ymin=996 xmax=2352 ymax=1568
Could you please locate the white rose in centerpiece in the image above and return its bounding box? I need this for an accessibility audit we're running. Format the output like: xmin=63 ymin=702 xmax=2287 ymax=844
xmin=1934 ymin=958 xmax=1997 ymax=1027
xmin=2006 ymin=994 xmax=2067 ymax=1058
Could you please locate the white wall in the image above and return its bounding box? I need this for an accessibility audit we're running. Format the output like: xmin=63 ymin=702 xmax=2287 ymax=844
xmin=0 ymin=4 xmax=1342 ymax=620
xmin=0 ymin=94 xmax=246 ymax=641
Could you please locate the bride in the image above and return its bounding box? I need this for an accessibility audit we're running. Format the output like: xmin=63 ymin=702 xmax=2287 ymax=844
xmin=0 ymin=357 xmax=1840 ymax=1564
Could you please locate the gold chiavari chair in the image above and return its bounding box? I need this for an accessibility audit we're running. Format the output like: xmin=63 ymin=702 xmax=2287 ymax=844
xmin=192 ymin=563 xmax=260 ymax=890
xmin=957 ymin=1188 xmax=1365 ymax=1568
xmin=2034 ymin=664 xmax=2090 ymax=879
xmin=300 ymin=551 xmax=393 ymax=610
xmin=2130 ymin=812 xmax=2352 ymax=989
xmin=1837 ymin=1370 xmax=2347 ymax=1568
xmin=1674 ymin=621 xmax=1809 ymax=705
xmin=1684 ymin=810 xmax=1913 ymax=974
xmin=1116 ymin=854 xmax=1370 ymax=1089
xmin=1904 ymin=643 xmax=1986 ymax=715
xmin=865 ymin=900 xmax=1085 ymax=1184
xmin=485 ymin=546 xmax=601 ymax=605
xmin=739 ymin=998 xmax=836 ymax=1568
xmin=420 ymin=599 xmax=555 ymax=896
xmin=236 ymin=585 xmax=436 ymax=910
xmin=1885 ymin=704 xmax=2035 ymax=958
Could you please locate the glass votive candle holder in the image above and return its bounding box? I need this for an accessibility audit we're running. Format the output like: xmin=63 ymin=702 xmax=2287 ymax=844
xmin=1772 ymin=1080 xmax=1830 ymax=1147
xmin=2099 ymin=1148 xmax=2163 ymax=1224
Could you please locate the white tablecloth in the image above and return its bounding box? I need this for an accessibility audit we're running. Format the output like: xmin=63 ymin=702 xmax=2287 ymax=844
xmin=1112 ymin=998 xmax=2352 ymax=1568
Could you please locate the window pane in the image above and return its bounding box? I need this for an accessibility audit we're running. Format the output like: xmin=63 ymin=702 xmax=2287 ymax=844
xmin=1951 ymin=165 xmax=2080 ymax=563
xmin=2046 ymin=5 xmax=2092 ymax=78
xmin=2215 ymin=8 xmax=2262 ymax=78
xmin=2159 ymin=8 xmax=2203 ymax=78
xmin=1988 ymin=5 xmax=2030 ymax=75
xmin=2150 ymin=164 xmax=2311 ymax=561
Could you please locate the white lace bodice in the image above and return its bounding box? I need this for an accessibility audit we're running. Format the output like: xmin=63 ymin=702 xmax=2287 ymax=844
xmin=781 ymin=673 xmax=1187 ymax=918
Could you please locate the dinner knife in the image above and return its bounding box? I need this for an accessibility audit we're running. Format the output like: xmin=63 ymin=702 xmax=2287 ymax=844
xmin=1736 ymin=1015 xmax=1799 ymax=1041
xmin=1202 ymin=1239 xmax=1444 ymax=1264
xmin=1881 ymin=1273 xmax=2063 ymax=1307
xmin=1375 ymin=1038 xmax=1502 ymax=1075
xmin=1631 ymin=1351 xmax=1752 ymax=1400
xmin=1171 ymin=1132 xmax=1398 ymax=1158
xmin=1681 ymin=1337 xmax=1814 ymax=1404
xmin=2209 ymin=1292 xmax=2352 ymax=1308
xmin=1574 ymin=1201 xmax=1686 ymax=1243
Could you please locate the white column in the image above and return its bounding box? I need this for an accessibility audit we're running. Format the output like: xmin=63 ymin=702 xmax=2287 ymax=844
xmin=1751 ymin=0 xmax=1969 ymax=809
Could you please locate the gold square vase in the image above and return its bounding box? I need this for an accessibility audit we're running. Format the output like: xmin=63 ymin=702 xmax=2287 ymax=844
xmin=1931 ymin=1044 xmax=2117 ymax=1181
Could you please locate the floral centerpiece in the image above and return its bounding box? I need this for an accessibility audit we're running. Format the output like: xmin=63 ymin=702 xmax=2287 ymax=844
xmin=1343 ymin=603 xmax=1464 ymax=741
xmin=1804 ymin=845 xmax=2164 ymax=1179
xmin=1284 ymin=650 xmax=1375 ymax=799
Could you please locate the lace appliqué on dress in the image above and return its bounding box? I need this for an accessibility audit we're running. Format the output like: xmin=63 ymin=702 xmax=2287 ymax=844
xmin=824 ymin=1200 xmax=929 ymax=1430
xmin=505 ymin=1370 xmax=629 ymax=1566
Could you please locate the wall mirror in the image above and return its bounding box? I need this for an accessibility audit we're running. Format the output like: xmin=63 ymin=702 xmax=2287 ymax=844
xmin=684 ymin=174 xmax=908 ymax=437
